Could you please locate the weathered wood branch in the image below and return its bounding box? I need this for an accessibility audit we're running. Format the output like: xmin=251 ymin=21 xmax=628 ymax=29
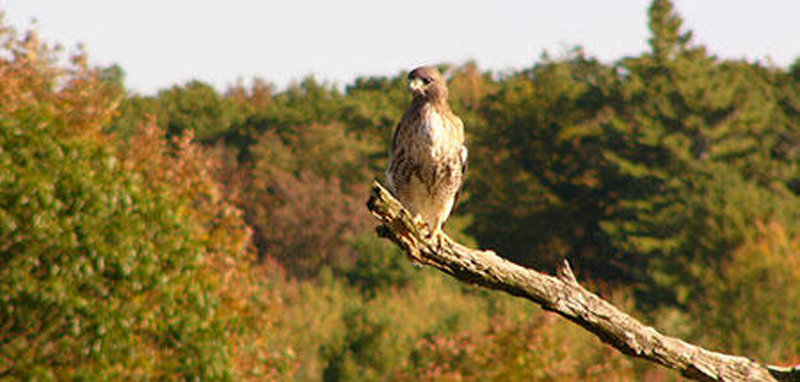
xmin=366 ymin=180 xmax=800 ymax=382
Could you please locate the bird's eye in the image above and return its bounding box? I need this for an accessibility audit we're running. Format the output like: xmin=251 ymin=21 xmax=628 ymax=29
xmin=422 ymin=77 xmax=431 ymax=84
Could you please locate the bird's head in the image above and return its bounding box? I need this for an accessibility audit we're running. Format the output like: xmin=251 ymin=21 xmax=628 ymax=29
xmin=408 ymin=66 xmax=447 ymax=102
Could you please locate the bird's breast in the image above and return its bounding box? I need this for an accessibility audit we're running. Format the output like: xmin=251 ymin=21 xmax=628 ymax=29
xmin=417 ymin=106 xmax=458 ymax=160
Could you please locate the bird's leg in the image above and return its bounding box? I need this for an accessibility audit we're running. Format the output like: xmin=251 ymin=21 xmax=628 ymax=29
xmin=428 ymin=217 xmax=446 ymax=250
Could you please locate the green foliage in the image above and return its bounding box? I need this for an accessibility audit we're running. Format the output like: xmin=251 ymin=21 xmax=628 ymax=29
xmin=157 ymin=80 xmax=240 ymax=141
xmin=0 ymin=52 xmax=231 ymax=380
xmin=110 ymin=80 xmax=242 ymax=143
xmin=0 ymin=21 xmax=263 ymax=379
xmin=468 ymin=50 xmax=624 ymax=277
xmin=343 ymin=234 xmax=419 ymax=298
xmin=599 ymin=8 xmax=800 ymax=304
xmin=648 ymin=0 xmax=692 ymax=62
xmin=321 ymin=306 xmax=400 ymax=381
xmin=468 ymin=0 xmax=800 ymax=300
xmin=223 ymin=76 xmax=347 ymax=161
xmin=688 ymin=223 xmax=800 ymax=363
xmin=342 ymin=74 xmax=408 ymax=141
xmin=3 ymin=120 xmax=216 ymax=379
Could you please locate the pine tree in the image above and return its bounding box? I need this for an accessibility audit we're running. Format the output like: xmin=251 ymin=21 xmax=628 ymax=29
xmin=598 ymin=0 xmax=800 ymax=305
xmin=647 ymin=0 xmax=692 ymax=63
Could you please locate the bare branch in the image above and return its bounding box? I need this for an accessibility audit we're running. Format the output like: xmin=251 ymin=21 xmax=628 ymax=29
xmin=367 ymin=180 xmax=800 ymax=382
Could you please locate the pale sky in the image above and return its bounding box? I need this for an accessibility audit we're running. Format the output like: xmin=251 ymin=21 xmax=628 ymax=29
xmin=2 ymin=1 xmax=799 ymax=95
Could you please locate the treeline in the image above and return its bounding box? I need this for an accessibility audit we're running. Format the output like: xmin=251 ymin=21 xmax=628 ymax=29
xmin=3 ymin=0 xmax=800 ymax=380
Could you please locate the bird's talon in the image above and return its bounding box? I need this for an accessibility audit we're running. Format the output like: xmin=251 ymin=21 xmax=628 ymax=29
xmin=427 ymin=230 xmax=445 ymax=250
xmin=412 ymin=215 xmax=428 ymax=233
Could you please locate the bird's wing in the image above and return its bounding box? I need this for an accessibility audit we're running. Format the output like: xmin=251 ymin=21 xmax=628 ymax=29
xmin=390 ymin=117 xmax=403 ymax=152
xmin=386 ymin=109 xmax=416 ymax=192
xmin=452 ymin=117 xmax=468 ymax=209
xmin=390 ymin=108 xmax=416 ymax=155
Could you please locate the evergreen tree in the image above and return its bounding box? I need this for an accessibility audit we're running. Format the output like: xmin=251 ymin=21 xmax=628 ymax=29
xmin=648 ymin=0 xmax=692 ymax=63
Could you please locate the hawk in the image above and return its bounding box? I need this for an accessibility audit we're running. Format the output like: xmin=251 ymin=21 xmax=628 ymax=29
xmin=386 ymin=66 xmax=468 ymax=242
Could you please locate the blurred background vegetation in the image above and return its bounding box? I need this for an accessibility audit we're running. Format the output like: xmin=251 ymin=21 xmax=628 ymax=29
xmin=2 ymin=0 xmax=800 ymax=380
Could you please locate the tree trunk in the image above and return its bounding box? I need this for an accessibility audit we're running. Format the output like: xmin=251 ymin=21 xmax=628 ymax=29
xmin=366 ymin=180 xmax=800 ymax=382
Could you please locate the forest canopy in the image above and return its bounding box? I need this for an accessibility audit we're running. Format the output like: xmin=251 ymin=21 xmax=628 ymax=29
xmin=2 ymin=1 xmax=800 ymax=379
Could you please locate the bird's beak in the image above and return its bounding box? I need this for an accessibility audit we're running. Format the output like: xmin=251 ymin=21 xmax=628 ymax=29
xmin=409 ymin=78 xmax=424 ymax=93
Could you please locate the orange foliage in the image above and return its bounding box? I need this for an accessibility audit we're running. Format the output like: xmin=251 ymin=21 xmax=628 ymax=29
xmin=255 ymin=169 xmax=371 ymax=277
xmin=118 ymin=118 xmax=297 ymax=378
xmin=0 ymin=26 xmax=118 ymax=141
xmin=120 ymin=117 xmax=252 ymax=257
xmin=690 ymin=221 xmax=800 ymax=364
xmin=241 ymin=123 xmax=376 ymax=277
xmin=400 ymin=314 xmax=640 ymax=381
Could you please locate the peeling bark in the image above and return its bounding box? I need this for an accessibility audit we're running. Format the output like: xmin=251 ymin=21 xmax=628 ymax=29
xmin=366 ymin=180 xmax=800 ymax=382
